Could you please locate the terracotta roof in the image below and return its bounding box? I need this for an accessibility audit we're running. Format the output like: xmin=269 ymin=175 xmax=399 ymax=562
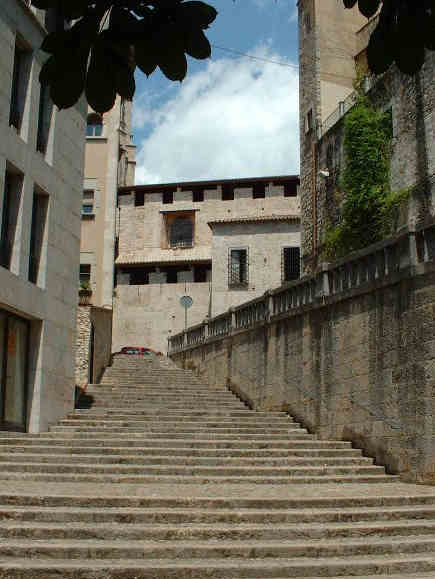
xmin=116 ymin=247 xmax=212 ymax=266
xmin=208 ymin=214 xmax=300 ymax=227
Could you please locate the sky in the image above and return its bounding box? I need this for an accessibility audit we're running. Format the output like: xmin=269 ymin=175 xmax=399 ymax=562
xmin=132 ymin=0 xmax=300 ymax=185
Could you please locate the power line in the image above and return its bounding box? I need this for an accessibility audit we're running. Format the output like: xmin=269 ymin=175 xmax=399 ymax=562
xmin=211 ymin=44 xmax=299 ymax=68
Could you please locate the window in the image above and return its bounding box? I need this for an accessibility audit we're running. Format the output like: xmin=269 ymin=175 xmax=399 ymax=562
xmin=229 ymin=248 xmax=248 ymax=287
xmin=222 ymin=185 xmax=234 ymax=201
xmin=86 ymin=113 xmax=103 ymax=137
xmin=1 ymin=170 xmax=23 ymax=270
xmin=36 ymin=83 xmax=52 ymax=154
xmin=304 ymin=10 xmax=312 ymax=34
xmin=282 ymin=247 xmax=300 ymax=282
xmin=135 ymin=191 xmax=145 ymax=206
xmin=252 ymin=183 xmax=265 ymax=199
xmin=169 ymin=216 xmax=193 ymax=248
xmin=194 ymin=264 xmax=210 ymax=283
xmin=305 ymin=108 xmax=313 ymax=134
xmin=192 ymin=188 xmax=204 ymax=203
xmin=82 ymin=190 xmax=94 ymax=216
xmin=9 ymin=38 xmax=31 ymax=132
xmin=28 ymin=190 xmax=48 ymax=284
xmin=79 ymin=264 xmax=91 ymax=289
xmin=162 ymin=190 xmax=174 ymax=204
xmin=283 ymin=181 xmax=298 ymax=197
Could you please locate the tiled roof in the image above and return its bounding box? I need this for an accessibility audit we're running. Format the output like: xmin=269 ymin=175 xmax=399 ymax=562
xmin=208 ymin=214 xmax=300 ymax=226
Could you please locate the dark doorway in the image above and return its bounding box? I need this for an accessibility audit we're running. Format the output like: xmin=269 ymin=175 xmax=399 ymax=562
xmin=0 ymin=310 xmax=30 ymax=431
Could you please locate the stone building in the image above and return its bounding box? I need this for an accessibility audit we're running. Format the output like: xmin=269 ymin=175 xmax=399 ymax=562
xmin=75 ymin=98 xmax=136 ymax=385
xmin=114 ymin=176 xmax=301 ymax=353
xmin=298 ymin=0 xmax=435 ymax=272
xmin=0 ymin=0 xmax=86 ymax=432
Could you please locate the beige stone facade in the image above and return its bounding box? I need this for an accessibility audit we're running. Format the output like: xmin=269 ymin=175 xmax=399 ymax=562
xmin=114 ymin=177 xmax=301 ymax=353
xmin=0 ymin=1 xmax=86 ymax=432
xmin=81 ymin=97 xmax=136 ymax=308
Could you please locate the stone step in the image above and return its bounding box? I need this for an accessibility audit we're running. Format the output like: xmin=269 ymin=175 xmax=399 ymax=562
xmin=0 ymin=554 xmax=434 ymax=579
xmin=3 ymin=519 xmax=435 ymax=541
xmin=0 ymin=472 xmax=398 ymax=484
xmin=55 ymin=422 xmax=307 ymax=435
xmin=3 ymin=493 xmax=434 ymax=510
xmin=66 ymin=414 xmax=297 ymax=425
xmin=0 ymin=461 xmax=386 ymax=476
xmin=48 ymin=428 xmax=314 ymax=439
xmin=0 ymin=445 xmax=365 ymax=457
xmin=0 ymin=453 xmax=374 ymax=467
xmin=72 ymin=410 xmax=278 ymax=418
xmin=0 ymin=437 xmax=359 ymax=449
xmin=3 ymin=504 xmax=435 ymax=525
xmin=0 ymin=534 xmax=433 ymax=559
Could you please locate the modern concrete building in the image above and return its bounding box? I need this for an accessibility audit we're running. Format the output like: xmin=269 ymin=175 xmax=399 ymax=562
xmin=0 ymin=0 xmax=86 ymax=432
xmin=114 ymin=176 xmax=301 ymax=353
xmin=298 ymin=0 xmax=435 ymax=272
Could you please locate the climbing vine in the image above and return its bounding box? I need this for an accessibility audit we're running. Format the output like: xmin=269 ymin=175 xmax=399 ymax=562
xmin=323 ymin=86 xmax=410 ymax=260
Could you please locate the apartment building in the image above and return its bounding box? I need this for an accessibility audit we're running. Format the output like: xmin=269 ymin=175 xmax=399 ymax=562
xmin=0 ymin=0 xmax=86 ymax=432
xmin=114 ymin=176 xmax=301 ymax=353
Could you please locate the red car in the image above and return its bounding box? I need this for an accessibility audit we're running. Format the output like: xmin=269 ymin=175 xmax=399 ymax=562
xmin=120 ymin=346 xmax=161 ymax=356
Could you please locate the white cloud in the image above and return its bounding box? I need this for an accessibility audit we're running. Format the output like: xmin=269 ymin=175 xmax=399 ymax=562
xmin=134 ymin=48 xmax=300 ymax=185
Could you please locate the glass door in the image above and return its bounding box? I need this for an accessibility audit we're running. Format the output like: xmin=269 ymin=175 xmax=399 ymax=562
xmin=0 ymin=311 xmax=29 ymax=431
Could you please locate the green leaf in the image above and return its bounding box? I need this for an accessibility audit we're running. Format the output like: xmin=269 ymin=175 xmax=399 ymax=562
xmin=358 ymin=0 xmax=380 ymax=19
xmin=114 ymin=65 xmax=136 ymax=100
xmin=184 ymin=27 xmax=211 ymax=60
xmin=85 ymin=37 xmax=117 ymax=113
xmin=177 ymin=1 xmax=217 ymax=29
xmin=158 ymin=49 xmax=187 ymax=81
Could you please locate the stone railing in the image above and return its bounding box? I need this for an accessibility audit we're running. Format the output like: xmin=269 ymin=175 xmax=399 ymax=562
xmin=169 ymin=222 xmax=435 ymax=354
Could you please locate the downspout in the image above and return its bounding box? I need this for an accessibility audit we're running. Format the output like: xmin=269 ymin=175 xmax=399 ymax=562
xmin=312 ymin=138 xmax=318 ymax=264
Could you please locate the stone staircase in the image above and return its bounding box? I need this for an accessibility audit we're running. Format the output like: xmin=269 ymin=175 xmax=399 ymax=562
xmin=0 ymin=353 xmax=434 ymax=577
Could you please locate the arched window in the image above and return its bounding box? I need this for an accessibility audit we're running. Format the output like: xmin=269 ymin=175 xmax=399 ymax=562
xmin=86 ymin=113 xmax=103 ymax=137
xmin=169 ymin=216 xmax=193 ymax=248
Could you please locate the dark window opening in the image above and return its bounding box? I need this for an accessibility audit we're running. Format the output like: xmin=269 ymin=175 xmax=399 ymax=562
xmin=222 ymin=185 xmax=234 ymax=201
xmin=194 ymin=264 xmax=210 ymax=283
xmin=252 ymin=183 xmax=265 ymax=199
xmin=86 ymin=113 xmax=103 ymax=137
xmin=9 ymin=40 xmax=30 ymax=131
xmin=80 ymin=264 xmax=91 ymax=289
xmin=36 ymin=83 xmax=52 ymax=154
xmin=169 ymin=216 xmax=193 ymax=248
xmin=229 ymin=248 xmax=248 ymax=287
xmin=192 ymin=188 xmax=204 ymax=202
xmin=283 ymin=181 xmax=298 ymax=197
xmin=135 ymin=191 xmax=145 ymax=206
xmin=1 ymin=171 xmax=23 ymax=270
xmin=28 ymin=190 xmax=48 ymax=284
xmin=162 ymin=190 xmax=174 ymax=204
xmin=282 ymin=247 xmax=300 ymax=282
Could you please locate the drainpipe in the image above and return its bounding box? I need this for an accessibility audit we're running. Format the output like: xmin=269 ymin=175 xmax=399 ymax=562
xmin=312 ymin=139 xmax=318 ymax=264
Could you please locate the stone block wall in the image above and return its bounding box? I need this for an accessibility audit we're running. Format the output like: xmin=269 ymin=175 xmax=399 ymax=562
xmin=75 ymin=305 xmax=112 ymax=385
xmin=172 ymin=260 xmax=435 ymax=484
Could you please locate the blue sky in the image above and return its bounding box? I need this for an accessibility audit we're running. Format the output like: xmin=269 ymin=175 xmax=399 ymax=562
xmin=133 ymin=0 xmax=300 ymax=184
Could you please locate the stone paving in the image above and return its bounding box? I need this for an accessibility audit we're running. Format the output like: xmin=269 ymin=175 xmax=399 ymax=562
xmin=0 ymin=354 xmax=434 ymax=577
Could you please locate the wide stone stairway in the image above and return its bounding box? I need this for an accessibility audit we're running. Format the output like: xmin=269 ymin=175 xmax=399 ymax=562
xmin=0 ymin=354 xmax=434 ymax=577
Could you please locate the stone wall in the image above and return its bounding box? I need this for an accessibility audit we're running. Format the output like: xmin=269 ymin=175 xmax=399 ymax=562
xmin=75 ymin=306 xmax=91 ymax=385
xmin=301 ymin=50 xmax=435 ymax=273
xmin=75 ymin=305 xmax=112 ymax=384
xmin=171 ymin=227 xmax=435 ymax=484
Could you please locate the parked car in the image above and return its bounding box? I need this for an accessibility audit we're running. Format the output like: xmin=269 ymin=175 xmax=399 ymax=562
xmin=120 ymin=346 xmax=162 ymax=356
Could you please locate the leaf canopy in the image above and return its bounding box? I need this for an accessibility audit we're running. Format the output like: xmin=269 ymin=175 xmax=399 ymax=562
xmin=33 ymin=0 xmax=217 ymax=112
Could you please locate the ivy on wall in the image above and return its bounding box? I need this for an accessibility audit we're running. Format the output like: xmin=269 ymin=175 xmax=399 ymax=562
xmin=323 ymin=86 xmax=410 ymax=261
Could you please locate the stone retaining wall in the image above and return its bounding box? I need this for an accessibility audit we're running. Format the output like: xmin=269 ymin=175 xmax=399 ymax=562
xmin=171 ymin=252 xmax=435 ymax=484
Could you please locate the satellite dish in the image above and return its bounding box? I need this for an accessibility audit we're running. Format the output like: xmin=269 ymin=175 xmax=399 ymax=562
xmin=180 ymin=296 xmax=193 ymax=309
